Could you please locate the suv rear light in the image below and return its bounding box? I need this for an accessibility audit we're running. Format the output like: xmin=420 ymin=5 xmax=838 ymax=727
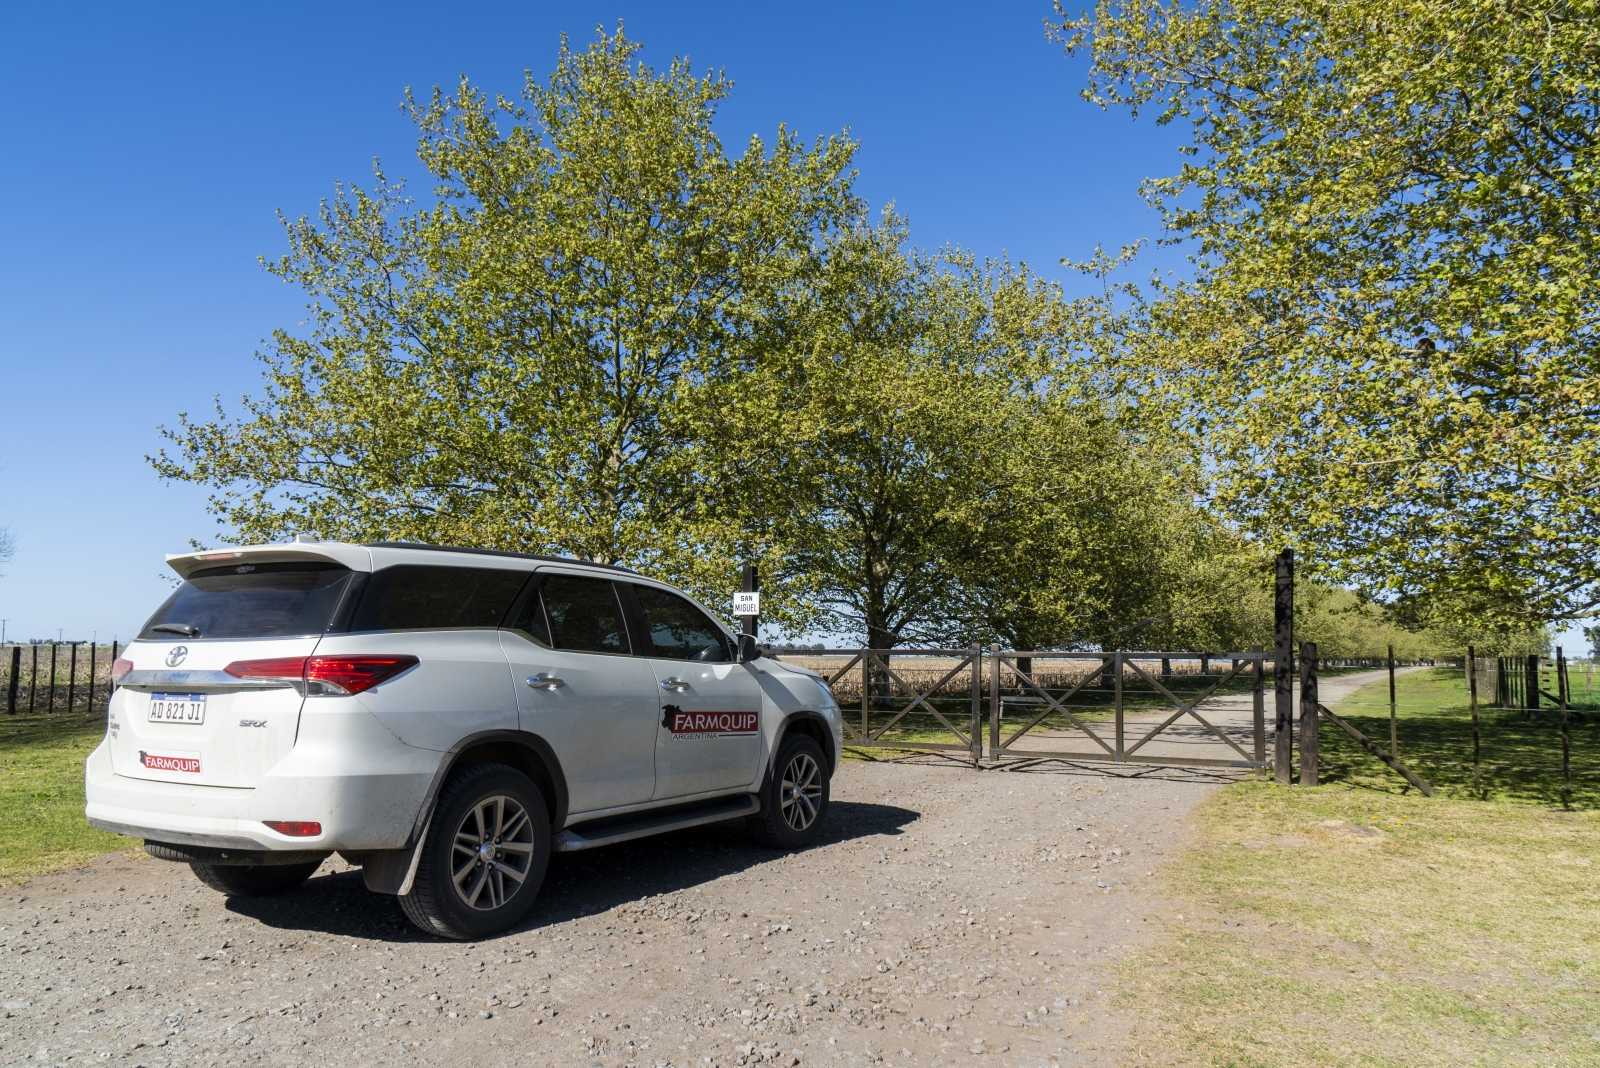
xmin=263 ymin=820 xmax=322 ymax=837
xmin=111 ymin=658 xmax=134 ymax=684
xmin=224 ymin=655 xmax=418 ymax=695
xmin=305 ymin=655 xmax=418 ymax=695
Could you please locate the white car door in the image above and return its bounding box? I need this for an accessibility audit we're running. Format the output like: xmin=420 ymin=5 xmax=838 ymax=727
xmin=500 ymin=572 xmax=659 ymax=816
xmin=624 ymin=582 xmax=766 ymax=800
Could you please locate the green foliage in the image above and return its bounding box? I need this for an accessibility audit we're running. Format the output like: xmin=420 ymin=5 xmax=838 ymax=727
xmin=150 ymin=25 xmax=1456 ymax=657
xmin=1053 ymin=0 xmax=1600 ymax=629
xmin=151 ymin=28 xmax=856 ymax=629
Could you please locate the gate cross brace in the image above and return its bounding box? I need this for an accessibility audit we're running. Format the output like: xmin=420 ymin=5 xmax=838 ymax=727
xmin=1122 ymin=658 xmax=1256 ymax=764
xmin=1316 ymin=702 xmax=1435 ymax=796
xmin=996 ymin=656 xmax=1116 ymax=757
xmin=857 ymin=651 xmax=975 ymax=746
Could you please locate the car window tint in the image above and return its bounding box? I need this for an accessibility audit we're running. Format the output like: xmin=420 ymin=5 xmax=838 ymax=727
xmin=348 ymin=565 xmax=527 ymax=631
xmin=138 ymin=563 xmax=352 ymax=640
xmin=505 ymin=581 xmax=553 ymax=646
xmin=540 ymin=575 xmax=629 ymax=654
xmin=633 ymin=585 xmax=729 ymax=662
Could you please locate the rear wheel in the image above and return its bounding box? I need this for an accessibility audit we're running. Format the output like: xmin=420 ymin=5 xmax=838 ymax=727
xmin=399 ymin=763 xmax=551 ymax=940
xmin=749 ymin=734 xmax=830 ymax=848
xmin=189 ymin=860 xmax=322 ymax=897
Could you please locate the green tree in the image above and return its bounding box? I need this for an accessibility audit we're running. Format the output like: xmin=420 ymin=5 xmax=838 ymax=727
xmin=701 ymin=214 xmax=1233 ymax=651
xmin=1052 ymin=0 xmax=1600 ymax=628
xmin=151 ymin=29 xmax=857 ymax=627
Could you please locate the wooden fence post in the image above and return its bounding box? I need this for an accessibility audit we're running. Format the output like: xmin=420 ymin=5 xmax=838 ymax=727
xmin=5 ymin=647 xmax=18 ymax=715
xmin=28 ymin=644 xmax=37 ymax=712
xmin=1467 ymin=645 xmax=1481 ymax=794
xmin=1526 ymin=654 xmax=1540 ymax=714
xmin=968 ymin=643 xmax=982 ymax=766
xmin=1387 ymin=643 xmax=1397 ymax=760
xmin=1299 ymin=641 xmax=1319 ymax=787
xmin=1252 ymin=648 xmax=1266 ymax=768
xmin=1274 ymin=548 xmax=1295 ymax=785
xmin=1558 ymin=647 xmax=1572 ymax=809
xmin=47 ymin=642 xmax=58 ymax=712
xmin=989 ymin=648 xmax=1002 ymax=757
xmin=67 ymin=642 xmax=79 ymax=713
xmin=1113 ymin=652 xmax=1125 ymax=761
xmin=110 ymin=640 xmax=119 ymax=696
xmin=87 ymin=642 xmax=98 ymax=711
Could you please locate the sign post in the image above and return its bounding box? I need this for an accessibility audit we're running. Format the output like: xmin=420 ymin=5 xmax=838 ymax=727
xmin=736 ymin=562 xmax=760 ymax=641
xmin=1273 ymin=548 xmax=1294 ymax=785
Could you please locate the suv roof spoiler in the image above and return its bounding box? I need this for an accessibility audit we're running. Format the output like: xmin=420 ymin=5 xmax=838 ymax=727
xmin=164 ymin=540 xmax=637 ymax=579
xmin=164 ymin=542 xmax=374 ymax=579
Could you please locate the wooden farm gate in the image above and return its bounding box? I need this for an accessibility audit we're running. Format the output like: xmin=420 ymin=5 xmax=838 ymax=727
xmin=986 ymin=650 xmax=1269 ymax=770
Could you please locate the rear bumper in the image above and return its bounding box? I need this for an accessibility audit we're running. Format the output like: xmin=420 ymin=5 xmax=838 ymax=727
xmin=84 ymin=712 xmax=440 ymax=853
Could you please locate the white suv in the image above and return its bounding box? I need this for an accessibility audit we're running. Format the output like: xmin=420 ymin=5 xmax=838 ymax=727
xmin=85 ymin=541 xmax=842 ymax=939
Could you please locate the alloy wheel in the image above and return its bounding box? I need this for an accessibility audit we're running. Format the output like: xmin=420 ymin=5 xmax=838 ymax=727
xmin=450 ymin=794 xmax=535 ymax=911
xmin=780 ymin=752 xmax=823 ymax=831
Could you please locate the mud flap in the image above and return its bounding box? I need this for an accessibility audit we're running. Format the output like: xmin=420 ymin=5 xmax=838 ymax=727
xmin=360 ymin=813 xmax=431 ymax=896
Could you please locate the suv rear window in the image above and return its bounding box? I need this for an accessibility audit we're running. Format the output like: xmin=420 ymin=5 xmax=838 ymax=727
xmin=348 ymin=565 xmax=527 ymax=632
xmin=139 ymin=563 xmax=353 ymax=640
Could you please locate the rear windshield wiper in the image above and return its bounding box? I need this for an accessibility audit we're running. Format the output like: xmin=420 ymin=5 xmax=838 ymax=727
xmin=149 ymin=622 xmax=201 ymax=637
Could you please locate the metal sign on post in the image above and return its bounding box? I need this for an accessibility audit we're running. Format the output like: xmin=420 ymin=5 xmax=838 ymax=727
xmin=737 ymin=562 xmax=759 ymax=639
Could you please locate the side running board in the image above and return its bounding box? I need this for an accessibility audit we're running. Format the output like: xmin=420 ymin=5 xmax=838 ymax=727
xmin=555 ymin=794 xmax=759 ymax=852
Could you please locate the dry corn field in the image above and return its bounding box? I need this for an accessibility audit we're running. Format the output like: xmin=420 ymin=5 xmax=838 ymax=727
xmin=1 ymin=643 xmax=119 ymax=714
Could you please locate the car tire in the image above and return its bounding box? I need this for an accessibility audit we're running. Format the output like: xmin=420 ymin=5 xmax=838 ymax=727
xmin=189 ymin=860 xmax=322 ymax=897
xmin=750 ymin=734 xmax=830 ymax=849
xmin=399 ymin=763 xmax=551 ymax=940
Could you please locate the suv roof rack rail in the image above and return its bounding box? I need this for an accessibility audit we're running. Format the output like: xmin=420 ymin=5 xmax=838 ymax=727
xmin=364 ymin=541 xmax=638 ymax=574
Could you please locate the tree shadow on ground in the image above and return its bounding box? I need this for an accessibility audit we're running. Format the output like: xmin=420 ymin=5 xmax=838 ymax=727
xmin=1320 ymin=706 xmax=1600 ymax=809
xmin=224 ymin=799 xmax=918 ymax=942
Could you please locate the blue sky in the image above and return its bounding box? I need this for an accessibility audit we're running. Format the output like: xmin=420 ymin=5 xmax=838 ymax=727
xmin=0 ymin=2 xmax=1584 ymax=653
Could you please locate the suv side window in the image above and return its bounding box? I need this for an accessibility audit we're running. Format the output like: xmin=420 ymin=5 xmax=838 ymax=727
xmin=504 ymin=579 xmax=553 ymax=646
xmin=540 ymin=575 xmax=630 ymax=655
xmin=348 ymin=565 xmax=527 ymax=632
xmin=632 ymin=584 xmax=730 ymax=662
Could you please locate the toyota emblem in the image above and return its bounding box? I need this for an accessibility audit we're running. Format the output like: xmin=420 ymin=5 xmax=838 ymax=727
xmin=165 ymin=646 xmax=189 ymax=668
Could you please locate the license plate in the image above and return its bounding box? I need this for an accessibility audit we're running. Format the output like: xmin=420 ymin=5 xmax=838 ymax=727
xmin=148 ymin=693 xmax=207 ymax=724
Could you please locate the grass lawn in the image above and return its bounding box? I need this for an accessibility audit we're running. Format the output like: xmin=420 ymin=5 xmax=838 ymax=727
xmin=1118 ymin=669 xmax=1600 ymax=1066
xmin=1324 ymin=668 xmax=1599 ymax=807
xmin=0 ymin=713 xmax=132 ymax=882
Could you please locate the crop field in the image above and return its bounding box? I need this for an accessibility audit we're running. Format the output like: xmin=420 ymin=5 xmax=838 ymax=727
xmin=0 ymin=643 xmax=119 ymax=714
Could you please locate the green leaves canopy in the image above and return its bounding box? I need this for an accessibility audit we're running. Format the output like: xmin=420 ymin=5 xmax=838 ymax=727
xmin=1054 ymin=0 xmax=1600 ymax=627
xmin=153 ymin=29 xmax=856 ymax=625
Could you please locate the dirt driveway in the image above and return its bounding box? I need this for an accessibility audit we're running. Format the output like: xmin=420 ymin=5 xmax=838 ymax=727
xmin=0 ymin=670 xmax=1398 ymax=1068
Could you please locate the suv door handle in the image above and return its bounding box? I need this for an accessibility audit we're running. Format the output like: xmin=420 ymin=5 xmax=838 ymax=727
xmin=660 ymin=677 xmax=691 ymax=692
xmin=526 ymin=673 xmax=565 ymax=690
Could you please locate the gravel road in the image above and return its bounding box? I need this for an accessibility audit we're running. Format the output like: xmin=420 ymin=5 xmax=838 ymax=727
xmin=0 ymin=670 xmax=1399 ymax=1068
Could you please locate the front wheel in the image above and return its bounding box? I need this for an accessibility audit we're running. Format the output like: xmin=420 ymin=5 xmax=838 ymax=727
xmin=750 ymin=734 xmax=830 ymax=848
xmin=399 ymin=763 xmax=551 ymax=940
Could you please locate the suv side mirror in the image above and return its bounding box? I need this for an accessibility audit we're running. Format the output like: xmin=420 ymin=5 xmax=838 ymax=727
xmin=736 ymin=633 xmax=761 ymax=663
